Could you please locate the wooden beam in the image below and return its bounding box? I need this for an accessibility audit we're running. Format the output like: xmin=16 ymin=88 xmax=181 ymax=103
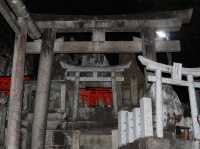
xmin=6 ymin=18 xmax=27 ymax=149
xmin=6 ymin=0 xmax=41 ymax=39
xmin=32 ymin=9 xmax=192 ymax=33
xmin=66 ymin=76 xmax=124 ymax=82
xmin=31 ymin=9 xmax=192 ymax=23
xmin=31 ymin=29 xmax=56 ymax=149
xmin=0 ymin=0 xmax=20 ymax=34
xmin=138 ymin=56 xmax=200 ymax=77
xmin=36 ymin=18 xmax=182 ymax=33
xmin=26 ymin=40 xmax=180 ymax=54
xmin=61 ymin=61 xmax=131 ymax=72
xmin=148 ymin=75 xmax=200 ymax=88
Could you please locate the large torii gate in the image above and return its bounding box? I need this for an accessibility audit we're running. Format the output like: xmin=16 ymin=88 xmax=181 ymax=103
xmin=0 ymin=0 xmax=193 ymax=149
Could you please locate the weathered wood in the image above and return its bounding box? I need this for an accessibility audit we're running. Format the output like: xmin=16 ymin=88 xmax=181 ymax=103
xmin=0 ymin=101 xmax=7 ymax=148
xmin=187 ymin=75 xmax=200 ymax=139
xmin=112 ymin=130 xmax=119 ymax=149
xmin=127 ymin=112 xmax=134 ymax=143
xmin=31 ymin=29 xmax=56 ymax=149
xmin=21 ymin=128 xmax=28 ymax=149
xmin=61 ymin=61 xmax=131 ymax=72
xmin=72 ymin=130 xmax=80 ymax=149
xmin=72 ymin=72 xmax=80 ymax=121
xmin=142 ymin=28 xmax=157 ymax=60
xmin=172 ymin=63 xmax=182 ymax=80
xmin=92 ymin=30 xmax=105 ymax=41
xmin=138 ymin=56 xmax=200 ymax=140
xmin=155 ymin=70 xmax=163 ymax=138
xmin=120 ymin=137 xmax=199 ymax=149
xmin=130 ymin=77 xmax=138 ymax=106
xmin=138 ymin=56 xmax=200 ymax=77
xmin=34 ymin=9 xmax=193 ymax=33
xmin=132 ymin=108 xmax=142 ymax=140
xmin=147 ymin=75 xmax=200 ymax=88
xmin=112 ymin=72 xmax=118 ymax=117
xmin=26 ymin=39 xmax=180 ymax=54
xmin=32 ymin=9 xmax=192 ymax=22
xmin=6 ymin=0 xmax=41 ymax=39
xmin=60 ymin=83 xmax=66 ymax=112
xmin=66 ymin=76 xmax=124 ymax=82
xmin=36 ymin=18 xmax=182 ymax=32
xmin=140 ymin=97 xmax=153 ymax=137
xmin=6 ymin=18 xmax=27 ymax=149
xmin=0 ymin=0 xmax=20 ymax=34
xmin=118 ymin=111 xmax=128 ymax=146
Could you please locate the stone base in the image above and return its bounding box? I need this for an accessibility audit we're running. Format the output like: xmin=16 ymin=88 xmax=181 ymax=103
xmin=120 ymin=137 xmax=199 ymax=149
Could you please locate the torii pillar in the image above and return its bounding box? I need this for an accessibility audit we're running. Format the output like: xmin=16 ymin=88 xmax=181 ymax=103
xmin=142 ymin=28 xmax=157 ymax=60
xmin=6 ymin=18 xmax=27 ymax=149
xmin=142 ymin=28 xmax=163 ymax=138
xmin=31 ymin=29 xmax=56 ymax=149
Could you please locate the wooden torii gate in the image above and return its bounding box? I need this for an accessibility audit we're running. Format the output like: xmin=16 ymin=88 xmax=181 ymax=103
xmin=0 ymin=0 xmax=193 ymax=148
xmin=138 ymin=56 xmax=200 ymax=140
xmin=61 ymin=61 xmax=131 ymax=120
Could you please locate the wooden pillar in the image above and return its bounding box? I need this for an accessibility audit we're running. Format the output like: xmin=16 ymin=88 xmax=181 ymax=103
xmin=60 ymin=83 xmax=67 ymax=112
xmin=31 ymin=29 xmax=56 ymax=149
xmin=142 ymin=28 xmax=157 ymax=60
xmin=72 ymin=72 xmax=80 ymax=121
xmin=142 ymin=28 xmax=157 ymax=88
xmin=0 ymin=99 xmax=7 ymax=148
xmin=72 ymin=130 xmax=80 ymax=149
xmin=112 ymin=72 xmax=118 ymax=117
xmin=187 ymin=75 xmax=200 ymax=139
xmin=155 ymin=70 xmax=163 ymax=138
xmin=130 ymin=77 xmax=138 ymax=106
xmin=112 ymin=129 xmax=118 ymax=149
xmin=6 ymin=18 xmax=27 ymax=149
xmin=21 ymin=128 xmax=28 ymax=149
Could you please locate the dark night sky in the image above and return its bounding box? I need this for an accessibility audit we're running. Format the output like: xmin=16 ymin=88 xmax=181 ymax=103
xmin=25 ymin=0 xmax=194 ymax=14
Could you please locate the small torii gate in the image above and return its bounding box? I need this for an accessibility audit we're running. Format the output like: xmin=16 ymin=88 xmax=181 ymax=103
xmin=61 ymin=61 xmax=131 ymax=120
xmin=138 ymin=56 xmax=200 ymax=139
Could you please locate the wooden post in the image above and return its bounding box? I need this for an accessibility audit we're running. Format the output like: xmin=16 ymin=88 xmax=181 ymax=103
xmin=155 ymin=70 xmax=163 ymax=138
xmin=130 ymin=77 xmax=138 ymax=106
xmin=21 ymin=128 xmax=28 ymax=149
xmin=0 ymin=100 xmax=7 ymax=148
xmin=6 ymin=18 xmax=27 ymax=149
xmin=187 ymin=75 xmax=200 ymax=139
xmin=72 ymin=72 xmax=80 ymax=121
xmin=112 ymin=72 xmax=118 ymax=117
xmin=60 ymin=83 xmax=66 ymax=112
xmin=72 ymin=130 xmax=80 ymax=149
xmin=31 ymin=29 xmax=56 ymax=149
xmin=142 ymin=28 xmax=157 ymax=60
xmin=142 ymin=28 xmax=157 ymax=91
xmin=112 ymin=130 xmax=118 ymax=149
